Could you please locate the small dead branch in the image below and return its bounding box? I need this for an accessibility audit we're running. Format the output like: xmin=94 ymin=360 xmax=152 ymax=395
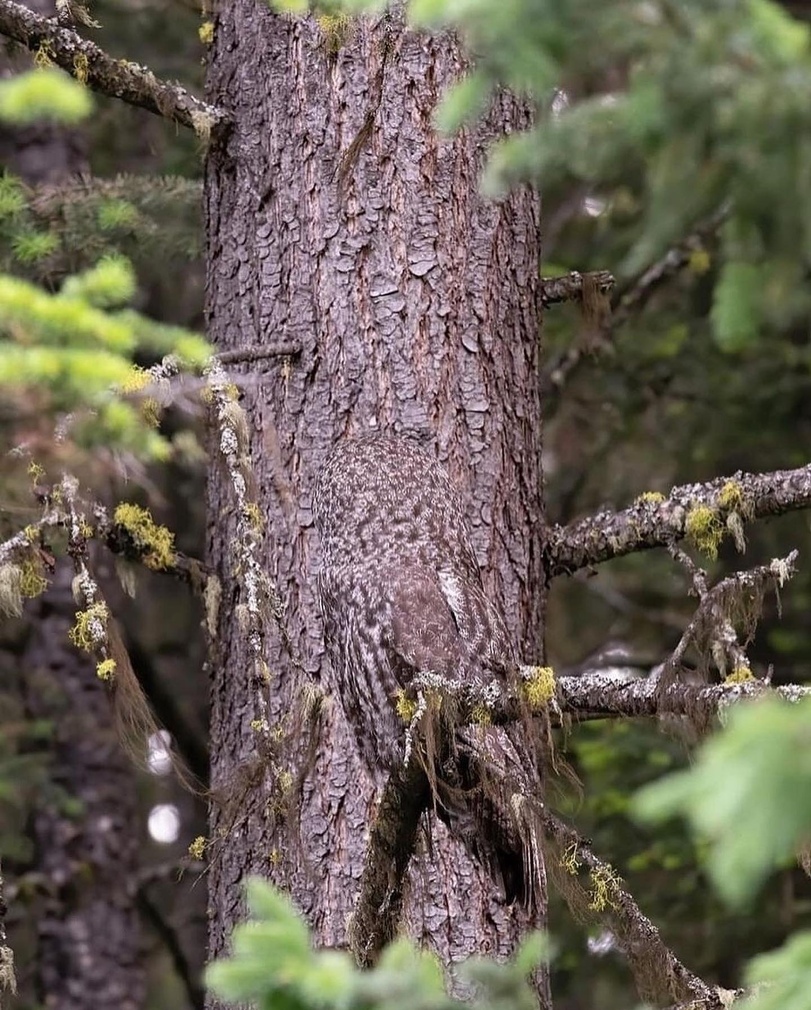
xmin=660 ymin=552 xmax=797 ymax=683
xmin=540 ymin=270 xmax=615 ymax=307
xmin=543 ymin=209 xmax=726 ymax=398
xmin=548 ymin=464 xmax=811 ymax=575
xmin=0 ymin=0 xmax=228 ymax=135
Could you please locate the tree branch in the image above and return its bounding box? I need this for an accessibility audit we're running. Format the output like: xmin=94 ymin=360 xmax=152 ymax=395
xmin=542 ymin=209 xmax=726 ymax=399
xmin=542 ymin=810 xmax=726 ymax=1008
xmin=349 ymin=760 xmax=430 ymax=968
xmin=555 ymin=671 xmax=811 ymax=723
xmin=540 ymin=270 xmax=615 ymax=307
xmin=136 ymin=885 xmax=205 ymax=1010
xmin=0 ymin=0 xmax=228 ymax=135
xmin=547 ymin=462 xmax=811 ymax=575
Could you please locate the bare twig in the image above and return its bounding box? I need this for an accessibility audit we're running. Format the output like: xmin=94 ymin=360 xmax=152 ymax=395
xmin=136 ymin=886 xmax=205 ymax=1010
xmin=548 ymin=463 xmax=811 ymax=575
xmin=0 ymin=0 xmax=228 ymax=135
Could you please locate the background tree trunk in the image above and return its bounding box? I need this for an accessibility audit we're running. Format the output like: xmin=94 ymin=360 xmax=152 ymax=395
xmin=20 ymin=567 xmax=145 ymax=1010
xmin=204 ymin=0 xmax=545 ymax=986
xmin=1 ymin=8 xmax=143 ymax=1002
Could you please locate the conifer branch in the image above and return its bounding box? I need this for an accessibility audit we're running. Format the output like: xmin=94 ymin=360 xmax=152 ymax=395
xmin=547 ymin=462 xmax=811 ymax=574
xmin=540 ymin=269 xmax=615 ymax=306
xmin=0 ymin=0 xmax=228 ymax=135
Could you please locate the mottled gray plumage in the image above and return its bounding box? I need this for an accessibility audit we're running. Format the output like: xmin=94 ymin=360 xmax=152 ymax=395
xmin=314 ymin=433 xmax=515 ymax=771
xmin=314 ymin=434 xmax=546 ymax=909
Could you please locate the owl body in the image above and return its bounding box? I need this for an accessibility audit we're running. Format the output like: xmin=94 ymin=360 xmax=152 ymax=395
xmin=313 ymin=434 xmax=516 ymax=774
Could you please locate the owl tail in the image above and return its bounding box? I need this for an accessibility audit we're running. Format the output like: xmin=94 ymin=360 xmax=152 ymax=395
xmin=437 ymin=724 xmax=548 ymax=917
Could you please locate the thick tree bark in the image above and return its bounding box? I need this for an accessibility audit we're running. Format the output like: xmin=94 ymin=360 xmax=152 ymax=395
xmin=204 ymin=0 xmax=545 ymax=993
xmin=21 ymin=567 xmax=145 ymax=1010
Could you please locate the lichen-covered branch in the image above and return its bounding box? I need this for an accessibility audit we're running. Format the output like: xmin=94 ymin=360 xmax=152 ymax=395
xmin=542 ymin=810 xmax=724 ymax=1008
xmin=0 ymin=0 xmax=228 ymax=135
xmin=555 ymin=670 xmax=811 ymax=723
xmin=547 ymin=463 xmax=811 ymax=575
xmin=661 ymin=551 xmax=797 ymax=682
xmin=348 ymin=761 xmax=430 ymax=968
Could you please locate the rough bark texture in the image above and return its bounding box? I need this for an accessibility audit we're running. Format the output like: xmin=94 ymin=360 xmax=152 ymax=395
xmin=204 ymin=0 xmax=544 ymax=992
xmin=21 ymin=567 xmax=145 ymax=1010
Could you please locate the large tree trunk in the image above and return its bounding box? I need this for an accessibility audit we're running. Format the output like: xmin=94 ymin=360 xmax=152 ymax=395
xmin=204 ymin=0 xmax=545 ymax=989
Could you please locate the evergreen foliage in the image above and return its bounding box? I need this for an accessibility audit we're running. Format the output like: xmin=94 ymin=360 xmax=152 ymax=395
xmin=0 ymin=256 xmax=208 ymax=460
xmin=0 ymin=68 xmax=93 ymax=125
xmin=207 ymin=879 xmax=547 ymax=1010
xmin=294 ymin=0 xmax=811 ymax=350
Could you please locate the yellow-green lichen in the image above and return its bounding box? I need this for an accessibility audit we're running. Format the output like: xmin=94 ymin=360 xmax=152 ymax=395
xmin=19 ymin=559 xmax=48 ymax=598
xmin=113 ymin=502 xmax=176 ymax=570
xmin=73 ymin=52 xmax=89 ymax=84
xmin=198 ymin=20 xmax=214 ymax=44
xmin=250 ymin=718 xmax=269 ymax=733
xmin=588 ymin=865 xmax=620 ymax=912
xmin=277 ymin=769 xmax=293 ymax=796
xmin=140 ymin=397 xmax=161 ymax=428
xmin=521 ymin=666 xmax=556 ymax=710
xmin=470 ymin=703 xmax=492 ymax=726
xmin=684 ymin=504 xmax=724 ymax=560
xmin=717 ymin=480 xmax=746 ymax=513
xmin=69 ymin=601 xmax=109 ymax=650
xmin=395 ymin=689 xmax=418 ymax=723
xmin=28 ymin=461 xmax=45 ymax=481
xmin=560 ymin=842 xmax=581 ymax=875
xmin=22 ymin=525 xmax=39 ymax=543
xmin=635 ymin=491 xmax=666 ymax=505
xmin=242 ymin=501 xmax=264 ymax=533
xmin=725 ymin=666 xmax=754 ymax=684
xmin=34 ymin=41 xmax=55 ymax=68
xmin=317 ymin=12 xmax=351 ymax=53
xmin=269 ymin=848 xmax=281 ymax=866
xmin=688 ymin=248 xmax=711 ymax=275
xmin=188 ymin=835 xmax=207 ymax=859
xmin=96 ymin=658 xmax=117 ymax=681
